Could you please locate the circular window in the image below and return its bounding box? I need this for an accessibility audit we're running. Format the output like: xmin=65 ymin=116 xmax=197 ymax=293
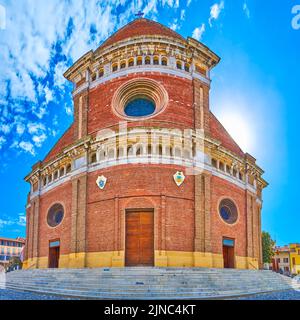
xmin=219 ymin=199 xmax=238 ymax=224
xmin=124 ymin=97 xmax=156 ymax=117
xmin=47 ymin=203 xmax=64 ymax=228
xmin=112 ymin=78 xmax=169 ymax=120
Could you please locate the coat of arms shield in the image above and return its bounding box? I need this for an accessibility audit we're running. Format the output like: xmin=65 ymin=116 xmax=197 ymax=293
xmin=96 ymin=175 xmax=107 ymax=190
xmin=173 ymin=171 xmax=185 ymax=187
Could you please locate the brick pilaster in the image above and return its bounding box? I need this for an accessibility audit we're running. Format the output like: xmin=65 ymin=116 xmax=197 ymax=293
xmin=194 ymin=173 xmax=212 ymax=252
xmin=193 ymin=79 xmax=210 ymax=133
xmin=32 ymin=197 xmax=40 ymax=261
xmin=70 ymin=174 xmax=87 ymax=255
xmin=73 ymin=90 xmax=89 ymax=140
xmin=246 ymin=192 xmax=254 ymax=258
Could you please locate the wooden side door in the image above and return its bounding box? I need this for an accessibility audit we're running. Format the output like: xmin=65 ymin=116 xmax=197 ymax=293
xmin=49 ymin=246 xmax=60 ymax=268
xmin=223 ymin=238 xmax=235 ymax=269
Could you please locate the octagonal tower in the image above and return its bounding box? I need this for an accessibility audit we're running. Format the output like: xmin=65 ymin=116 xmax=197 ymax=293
xmin=23 ymin=18 xmax=267 ymax=270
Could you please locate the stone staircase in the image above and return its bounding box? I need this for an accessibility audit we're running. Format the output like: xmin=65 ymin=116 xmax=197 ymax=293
xmin=2 ymin=268 xmax=297 ymax=299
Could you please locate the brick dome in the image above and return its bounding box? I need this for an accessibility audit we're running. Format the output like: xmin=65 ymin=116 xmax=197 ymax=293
xmin=98 ymin=18 xmax=186 ymax=51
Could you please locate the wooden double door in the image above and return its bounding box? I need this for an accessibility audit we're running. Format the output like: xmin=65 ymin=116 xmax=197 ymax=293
xmin=125 ymin=211 xmax=154 ymax=267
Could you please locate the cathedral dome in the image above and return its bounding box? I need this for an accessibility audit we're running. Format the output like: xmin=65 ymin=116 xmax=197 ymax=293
xmin=98 ymin=18 xmax=186 ymax=51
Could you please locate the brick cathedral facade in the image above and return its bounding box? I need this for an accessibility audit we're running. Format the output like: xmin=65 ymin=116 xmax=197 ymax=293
xmin=23 ymin=18 xmax=267 ymax=270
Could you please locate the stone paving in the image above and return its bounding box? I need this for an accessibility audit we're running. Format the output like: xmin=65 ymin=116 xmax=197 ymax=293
xmin=0 ymin=289 xmax=77 ymax=300
xmin=1 ymin=288 xmax=300 ymax=300
xmin=235 ymin=289 xmax=300 ymax=300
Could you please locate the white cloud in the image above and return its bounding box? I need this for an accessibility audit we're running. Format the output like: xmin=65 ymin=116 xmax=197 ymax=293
xmin=209 ymin=1 xmax=225 ymax=27
xmin=28 ymin=122 xmax=46 ymax=135
xmin=0 ymin=213 xmax=26 ymax=229
xmin=180 ymin=9 xmax=186 ymax=21
xmin=19 ymin=141 xmax=35 ymax=155
xmin=192 ymin=24 xmax=206 ymax=41
xmin=32 ymin=133 xmax=47 ymax=147
xmin=0 ymin=123 xmax=12 ymax=134
xmin=0 ymin=0 xmax=193 ymax=156
xmin=169 ymin=19 xmax=179 ymax=31
xmin=65 ymin=105 xmax=73 ymax=116
xmin=16 ymin=123 xmax=25 ymax=136
xmin=243 ymin=2 xmax=250 ymax=19
xmin=44 ymin=87 xmax=54 ymax=104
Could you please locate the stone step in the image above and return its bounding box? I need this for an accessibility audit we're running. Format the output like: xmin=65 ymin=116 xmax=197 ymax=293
xmin=4 ymin=268 xmax=295 ymax=299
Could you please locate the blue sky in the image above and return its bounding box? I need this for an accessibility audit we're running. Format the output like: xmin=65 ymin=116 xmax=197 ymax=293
xmin=0 ymin=0 xmax=299 ymax=245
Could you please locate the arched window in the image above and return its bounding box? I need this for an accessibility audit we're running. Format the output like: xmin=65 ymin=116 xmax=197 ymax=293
xmin=137 ymin=57 xmax=143 ymax=66
xmin=153 ymin=56 xmax=159 ymax=65
xmin=112 ymin=63 xmax=118 ymax=72
xmin=99 ymin=69 xmax=104 ymax=78
xmin=128 ymin=58 xmax=134 ymax=67
xmin=219 ymin=199 xmax=238 ymax=224
xmin=136 ymin=145 xmax=143 ymax=156
xmin=120 ymin=61 xmax=126 ymax=69
xmin=184 ymin=63 xmax=190 ymax=72
xmin=99 ymin=150 xmax=106 ymax=161
xmin=158 ymin=145 xmax=163 ymax=156
xmin=219 ymin=162 xmax=225 ymax=171
xmin=43 ymin=177 xmax=47 ymax=187
xmin=176 ymin=61 xmax=182 ymax=70
xmin=47 ymin=203 xmax=64 ymax=228
xmin=90 ymin=153 xmax=97 ymax=164
xmin=145 ymin=56 xmax=151 ymax=65
xmin=66 ymin=164 xmax=71 ymax=174
xmin=54 ymin=171 xmax=59 ymax=180
xmin=161 ymin=57 xmax=168 ymax=66
xmin=233 ymin=168 xmax=237 ymax=177
xmin=212 ymin=159 xmax=218 ymax=168
xmin=59 ymin=167 xmax=65 ymax=177
xmin=124 ymin=97 xmax=156 ymax=117
xmin=127 ymin=145 xmax=133 ymax=156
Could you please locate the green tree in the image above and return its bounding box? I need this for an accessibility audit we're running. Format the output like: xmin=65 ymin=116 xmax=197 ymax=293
xmin=262 ymin=231 xmax=275 ymax=263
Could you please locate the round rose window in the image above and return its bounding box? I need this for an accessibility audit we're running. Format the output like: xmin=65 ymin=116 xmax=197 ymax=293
xmin=219 ymin=199 xmax=238 ymax=224
xmin=47 ymin=203 xmax=64 ymax=227
xmin=124 ymin=97 xmax=156 ymax=117
xmin=112 ymin=78 xmax=169 ymax=120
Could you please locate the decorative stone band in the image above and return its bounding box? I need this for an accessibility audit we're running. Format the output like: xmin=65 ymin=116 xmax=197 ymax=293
xmin=112 ymin=78 xmax=169 ymax=121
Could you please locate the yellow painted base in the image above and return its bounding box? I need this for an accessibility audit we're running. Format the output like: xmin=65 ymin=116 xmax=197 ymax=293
xmin=23 ymin=251 xmax=260 ymax=270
